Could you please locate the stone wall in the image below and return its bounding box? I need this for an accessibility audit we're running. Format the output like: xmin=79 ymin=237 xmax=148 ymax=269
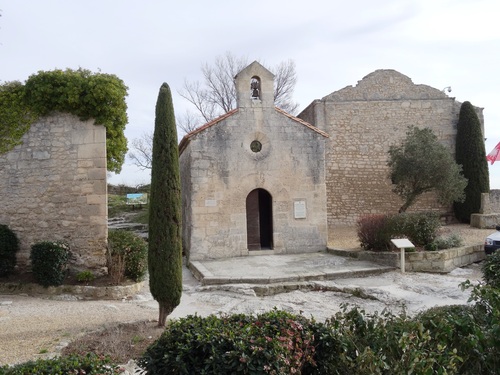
xmin=0 ymin=113 xmax=108 ymax=272
xmin=490 ymin=190 xmax=500 ymax=213
xmin=299 ymin=70 xmax=484 ymax=227
xmin=330 ymin=244 xmax=485 ymax=273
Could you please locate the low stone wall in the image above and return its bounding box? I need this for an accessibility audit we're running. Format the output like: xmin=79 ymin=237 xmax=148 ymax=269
xmin=329 ymin=244 xmax=485 ymax=273
xmin=0 ymin=280 xmax=146 ymax=300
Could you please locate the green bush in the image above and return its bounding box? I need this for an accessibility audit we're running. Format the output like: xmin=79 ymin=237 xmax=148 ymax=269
xmin=304 ymin=305 xmax=461 ymax=375
xmin=108 ymin=230 xmax=148 ymax=282
xmin=0 ymin=353 xmax=120 ymax=374
xmin=76 ymin=270 xmax=95 ymax=283
xmin=425 ymin=233 xmax=464 ymax=251
xmin=30 ymin=241 xmax=70 ymax=287
xmin=461 ymin=281 xmax=500 ymax=373
xmin=357 ymin=212 xmax=440 ymax=251
xmin=387 ymin=212 xmax=440 ymax=246
xmin=0 ymin=224 xmax=19 ymax=277
xmin=417 ymin=305 xmax=483 ymax=374
xmin=140 ymin=309 xmax=315 ymax=374
xmin=482 ymin=250 xmax=500 ymax=288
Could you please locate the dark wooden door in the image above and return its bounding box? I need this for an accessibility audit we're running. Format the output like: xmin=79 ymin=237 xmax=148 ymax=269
xmin=246 ymin=189 xmax=273 ymax=250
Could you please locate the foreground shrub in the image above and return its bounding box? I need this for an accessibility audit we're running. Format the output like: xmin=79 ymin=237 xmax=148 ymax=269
xmin=140 ymin=309 xmax=315 ymax=374
xmin=305 ymin=305 xmax=461 ymax=375
xmin=30 ymin=241 xmax=70 ymax=287
xmin=0 ymin=224 xmax=19 ymax=277
xmin=417 ymin=305 xmax=483 ymax=374
xmin=0 ymin=353 xmax=120 ymax=374
xmin=482 ymin=250 xmax=500 ymax=288
xmin=107 ymin=230 xmax=148 ymax=283
xmin=461 ymin=281 xmax=500 ymax=373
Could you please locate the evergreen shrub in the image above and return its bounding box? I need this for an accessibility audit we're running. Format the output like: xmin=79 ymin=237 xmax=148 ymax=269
xmin=140 ymin=309 xmax=315 ymax=375
xmin=107 ymin=230 xmax=148 ymax=282
xmin=0 ymin=224 xmax=19 ymax=277
xmin=30 ymin=241 xmax=70 ymax=287
xmin=0 ymin=353 xmax=120 ymax=374
xmin=482 ymin=250 xmax=500 ymax=288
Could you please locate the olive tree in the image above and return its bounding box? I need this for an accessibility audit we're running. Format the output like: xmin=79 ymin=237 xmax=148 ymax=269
xmin=388 ymin=126 xmax=468 ymax=213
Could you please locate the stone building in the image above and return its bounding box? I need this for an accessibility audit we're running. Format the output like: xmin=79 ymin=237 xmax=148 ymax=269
xmin=179 ymin=62 xmax=329 ymax=261
xmin=298 ymin=69 xmax=484 ymax=228
xmin=0 ymin=113 xmax=108 ymax=272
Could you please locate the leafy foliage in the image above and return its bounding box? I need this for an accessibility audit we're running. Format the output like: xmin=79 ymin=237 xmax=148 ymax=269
xmin=454 ymin=101 xmax=490 ymax=223
xmin=0 ymin=353 xmax=120 ymax=374
xmin=0 ymin=81 xmax=37 ymax=154
xmin=107 ymin=229 xmax=148 ymax=282
xmin=140 ymin=309 xmax=315 ymax=375
xmin=30 ymin=241 xmax=70 ymax=287
xmin=0 ymin=224 xmax=19 ymax=277
xmin=425 ymin=233 xmax=464 ymax=251
xmin=148 ymin=83 xmax=183 ymax=326
xmin=482 ymin=250 xmax=500 ymax=288
xmin=76 ymin=270 xmax=96 ymax=283
xmin=356 ymin=212 xmax=441 ymax=251
xmin=0 ymin=68 xmax=128 ymax=172
xmin=388 ymin=126 xmax=467 ymax=213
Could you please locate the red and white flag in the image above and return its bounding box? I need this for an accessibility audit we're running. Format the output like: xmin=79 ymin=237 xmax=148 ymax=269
xmin=487 ymin=141 xmax=500 ymax=165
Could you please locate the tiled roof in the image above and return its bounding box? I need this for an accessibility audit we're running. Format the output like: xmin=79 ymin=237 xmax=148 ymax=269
xmin=178 ymin=107 xmax=329 ymax=154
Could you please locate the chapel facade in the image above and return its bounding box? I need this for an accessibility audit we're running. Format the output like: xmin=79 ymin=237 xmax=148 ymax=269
xmin=179 ymin=62 xmax=329 ymax=261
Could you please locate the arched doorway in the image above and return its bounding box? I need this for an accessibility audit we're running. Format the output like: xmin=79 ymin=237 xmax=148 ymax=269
xmin=246 ymin=189 xmax=273 ymax=250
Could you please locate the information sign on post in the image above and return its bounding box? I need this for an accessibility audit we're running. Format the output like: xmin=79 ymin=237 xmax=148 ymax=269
xmin=390 ymin=238 xmax=415 ymax=273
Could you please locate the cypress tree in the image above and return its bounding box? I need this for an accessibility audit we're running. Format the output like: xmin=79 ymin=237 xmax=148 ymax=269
xmin=453 ymin=101 xmax=490 ymax=223
xmin=148 ymin=83 xmax=182 ymax=326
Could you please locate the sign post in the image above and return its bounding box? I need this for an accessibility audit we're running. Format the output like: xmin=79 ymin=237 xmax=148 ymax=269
xmin=390 ymin=238 xmax=415 ymax=273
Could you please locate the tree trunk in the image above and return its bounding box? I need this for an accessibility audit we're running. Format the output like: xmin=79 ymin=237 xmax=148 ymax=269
xmin=158 ymin=303 xmax=173 ymax=327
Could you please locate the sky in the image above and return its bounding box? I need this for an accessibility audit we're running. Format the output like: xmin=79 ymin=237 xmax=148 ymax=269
xmin=1 ymin=0 xmax=499 ymax=188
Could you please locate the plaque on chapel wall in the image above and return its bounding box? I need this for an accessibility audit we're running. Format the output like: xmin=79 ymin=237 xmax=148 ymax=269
xmin=294 ymin=200 xmax=306 ymax=219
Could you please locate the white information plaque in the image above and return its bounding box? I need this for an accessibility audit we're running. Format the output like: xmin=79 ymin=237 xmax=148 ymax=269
xmin=294 ymin=200 xmax=307 ymax=219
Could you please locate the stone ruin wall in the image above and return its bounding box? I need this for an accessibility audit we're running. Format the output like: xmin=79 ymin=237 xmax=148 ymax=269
xmin=299 ymin=70 xmax=484 ymax=227
xmin=0 ymin=113 xmax=108 ymax=272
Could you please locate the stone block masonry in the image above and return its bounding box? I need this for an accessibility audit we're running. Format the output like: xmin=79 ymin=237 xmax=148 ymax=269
xmin=299 ymin=69 xmax=484 ymax=227
xmin=0 ymin=113 xmax=108 ymax=272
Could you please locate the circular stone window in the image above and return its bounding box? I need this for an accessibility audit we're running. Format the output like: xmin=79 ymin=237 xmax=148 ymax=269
xmin=250 ymin=140 xmax=262 ymax=153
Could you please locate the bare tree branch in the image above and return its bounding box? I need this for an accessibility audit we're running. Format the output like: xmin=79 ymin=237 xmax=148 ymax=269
xmin=178 ymin=52 xmax=299 ymax=130
xmin=177 ymin=110 xmax=201 ymax=136
xmin=128 ymin=132 xmax=153 ymax=170
xmin=130 ymin=53 xmax=299 ymax=171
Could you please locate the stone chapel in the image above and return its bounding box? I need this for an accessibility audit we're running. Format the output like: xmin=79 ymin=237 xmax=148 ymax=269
xmin=179 ymin=61 xmax=329 ymax=261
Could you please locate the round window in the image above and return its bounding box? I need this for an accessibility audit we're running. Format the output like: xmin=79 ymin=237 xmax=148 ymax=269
xmin=250 ymin=140 xmax=262 ymax=153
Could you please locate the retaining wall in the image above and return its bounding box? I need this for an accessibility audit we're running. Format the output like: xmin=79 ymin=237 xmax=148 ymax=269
xmin=329 ymin=244 xmax=485 ymax=273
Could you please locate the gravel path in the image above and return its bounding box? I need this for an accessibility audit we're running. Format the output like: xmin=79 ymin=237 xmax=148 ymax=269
xmin=0 ymin=224 xmax=492 ymax=366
